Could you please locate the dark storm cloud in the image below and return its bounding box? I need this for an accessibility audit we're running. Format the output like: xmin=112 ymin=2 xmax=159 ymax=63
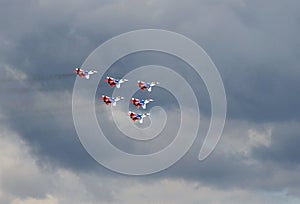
xmin=1 ymin=0 xmax=299 ymax=123
xmin=252 ymin=122 xmax=300 ymax=165
xmin=195 ymin=0 xmax=300 ymax=122
xmin=153 ymin=121 xmax=300 ymax=195
xmin=0 ymin=0 xmax=300 ymax=201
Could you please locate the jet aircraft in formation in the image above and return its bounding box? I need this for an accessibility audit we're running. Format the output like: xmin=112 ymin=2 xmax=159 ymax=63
xmin=74 ymin=68 xmax=97 ymax=79
xmin=130 ymin=98 xmax=154 ymax=109
xmin=137 ymin=81 xmax=159 ymax=92
xmin=100 ymin=95 xmax=124 ymax=106
xmin=105 ymin=76 xmax=128 ymax=88
xmin=128 ymin=111 xmax=150 ymax=124
xmin=74 ymin=68 xmax=157 ymax=124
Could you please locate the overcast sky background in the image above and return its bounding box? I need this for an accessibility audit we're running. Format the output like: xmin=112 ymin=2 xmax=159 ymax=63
xmin=0 ymin=0 xmax=300 ymax=203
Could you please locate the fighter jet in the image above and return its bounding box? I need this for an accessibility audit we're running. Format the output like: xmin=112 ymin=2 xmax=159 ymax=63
xmin=128 ymin=111 xmax=150 ymax=124
xmin=137 ymin=81 xmax=159 ymax=92
xmin=105 ymin=76 xmax=128 ymax=88
xmin=130 ymin=98 xmax=154 ymax=109
xmin=100 ymin=95 xmax=124 ymax=106
xmin=74 ymin=68 xmax=97 ymax=79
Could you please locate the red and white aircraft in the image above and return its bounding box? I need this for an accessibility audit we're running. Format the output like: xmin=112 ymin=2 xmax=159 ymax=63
xmin=137 ymin=81 xmax=159 ymax=92
xmin=128 ymin=111 xmax=150 ymax=124
xmin=74 ymin=68 xmax=97 ymax=79
xmin=130 ymin=98 xmax=154 ymax=109
xmin=105 ymin=76 xmax=128 ymax=88
xmin=100 ymin=95 xmax=124 ymax=106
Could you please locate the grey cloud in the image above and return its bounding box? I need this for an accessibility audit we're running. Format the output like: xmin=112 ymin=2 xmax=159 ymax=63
xmin=252 ymin=122 xmax=300 ymax=166
xmin=1 ymin=0 xmax=299 ymax=123
xmin=0 ymin=0 xmax=300 ymax=202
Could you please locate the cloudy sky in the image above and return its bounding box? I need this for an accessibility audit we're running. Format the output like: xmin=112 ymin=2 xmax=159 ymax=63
xmin=1 ymin=0 xmax=300 ymax=203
